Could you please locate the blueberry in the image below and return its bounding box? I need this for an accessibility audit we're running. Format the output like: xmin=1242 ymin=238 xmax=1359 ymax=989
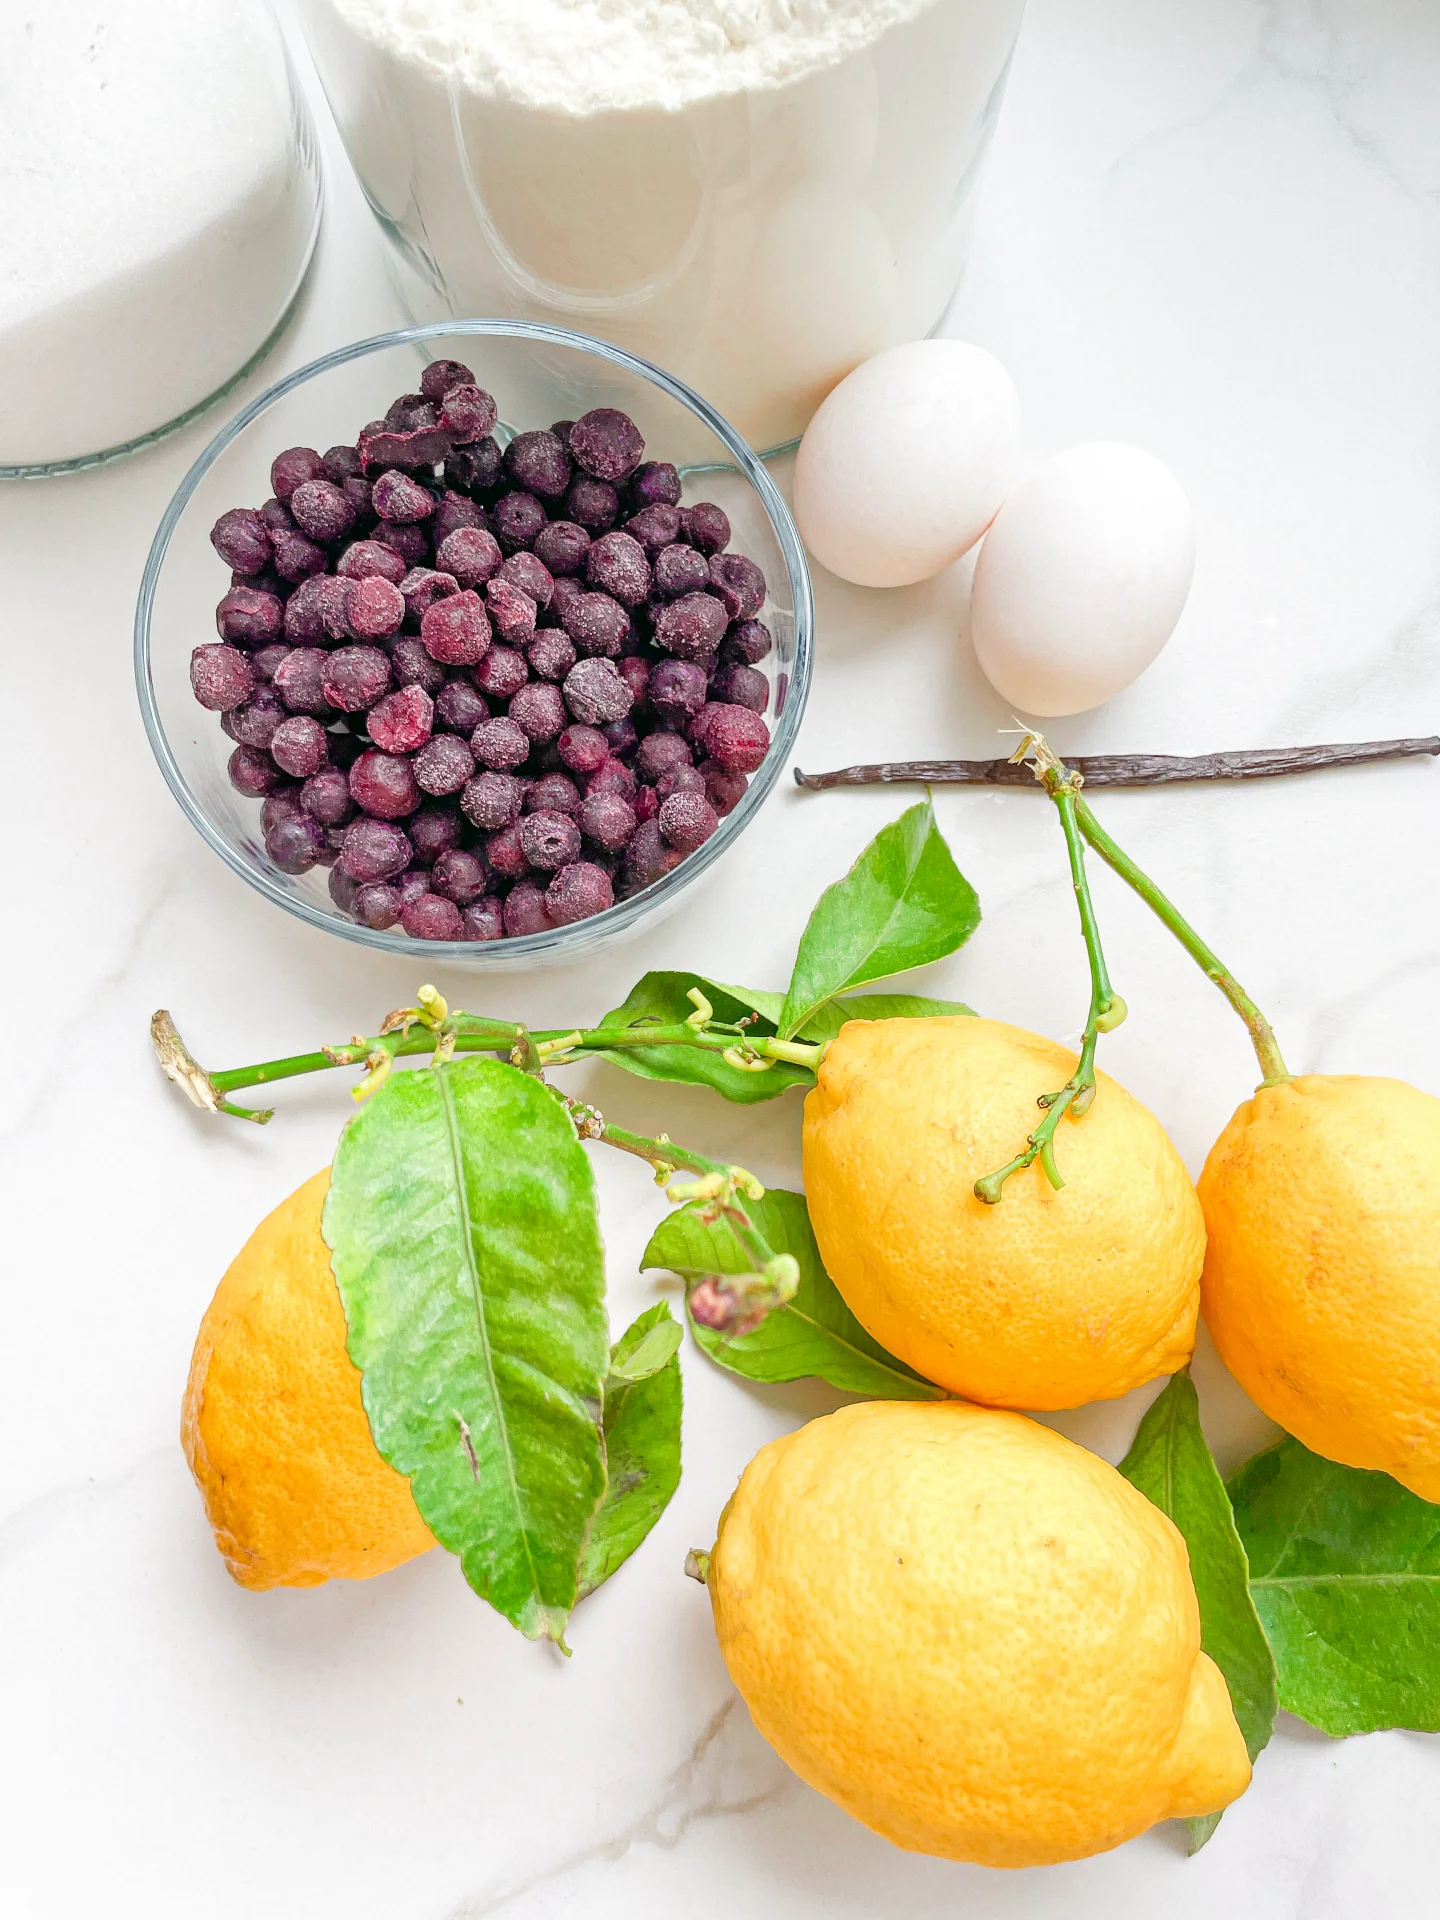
xmin=329 ymin=863 xmax=362 ymax=916
xmin=492 ymin=491 xmax=548 ymax=552
xmin=435 ymin=526 xmax=502 ymax=589
xmin=461 ymin=771 xmax=524 ymax=831
xmin=710 ymin=661 xmax=769 ymax=714
xmin=432 ymin=847 xmax=488 ymax=906
xmin=300 ymin=767 xmax=354 ymax=826
xmin=509 ymin=681 xmax=567 ymax=743
xmin=693 ymin=702 xmax=770 ymax=773
xmin=265 ymin=812 xmax=328 ymax=874
xmin=519 ymin=809 xmax=581 ymax=871
xmin=367 ymin=684 xmax=434 ymax=754
xmin=345 ymin=575 xmax=405 ymax=640
xmin=260 ymin=497 xmax=296 ymax=533
xmin=721 ymin=618 xmax=772 ymax=665
xmin=282 ymin=576 xmax=328 ymax=642
xmin=400 ymin=566 xmax=461 ymax=623
xmin=439 ymin=385 xmax=498 ymax=443
xmin=407 ymin=805 xmax=463 ymax=864
xmin=524 ymin=771 xmax=581 ymax=815
xmin=462 ymin=897 xmax=505 ymax=940
xmin=635 ymin=731 xmax=692 ymax=783
xmin=272 ymin=648 xmax=333 ymax=716
xmin=390 ymin=638 xmax=445 ymax=695
xmin=434 ymin=679 xmax=491 ymax=739
xmin=616 ymin=657 xmax=650 ymax=706
xmin=708 ymin=552 xmax=767 ymax=621
xmin=533 ymin=520 xmax=591 ymax=579
xmin=486 ymin=577 xmax=538 ymax=645
xmin=527 ymin=628 xmax=578 ymax=682
xmin=210 ymin=507 xmax=271 ymax=575
xmin=619 ymin=819 xmax=681 ymax=894
xmin=565 ymin=476 xmax=620 ymax=533
xmin=652 ymin=591 xmax=728 ymax=661
xmin=700 ymin=758 xmax=749 ymax=816
xmin=557 ymin=724 xmax=610 ymax=774
xmin=289 ymin=479 xmax=357 ymax=544
xmin=546 ymin=861 xmax=615 ymax=925
xmin=373 ymin=520 xmax=430 ymax=567
xmin=623 ymin=504 xmax=682 ymax=554
xmin=633 ymin=783 xmax=660 ymax=825
xmin=371 ymin=469 xmax=436 ymax=524
xmin=474 ymin=644 xmax=529 ymax=701
xmin=602 ymin=716 xmax=638 ymax=760
xmin=681 ymin=502 xmax=731 ymax=554
xmin=485 ymin=821 xmax=529 ymax=877
xmin=420 ymin=357 xmax=475 ymax=400
xmin=421 ymin=589 xmax=491 ymax=666
xmin=400 ymin=893 xmax=465 ymax=940
xmin=497 ymin=550 xmax=554 ymax=610
xmin=446 ymin=437 xmax=503 ymax=496
xmin=648 ymin=658 xmax=709 ymax=723
xmin=321 ymin=444 xmax=363 ymax=484
xmin=227 ymin=685 xmax=287 ymax=749
xmin=349 ymin=750 xmax=420 ymax=819
xmin=586 ymin=756 xmax=637 ymax=800
xmin=560 ymin=590 xmax=628 ymax=659
xmin=626 ymin=462 xmax=682 ymax=511
xmin=270 ymin=447 xmax=324 ymax=502
xmin=270 ymin=714 xmax=330 ymax=778
xmin=354 ymin=882 xmax=402 ymax=929
xmin=503 ymin=429 xmax=573 ymax=500
xmin=578 ymin=790 xmax=636 ymax=852
xmin=657 ymin=763 xmax=707 ymax=803
xmin=215 ymin=585 xmax=284 ymax=645
xmin=228 ymin=744 xmax=283 ymax=797
xmin=260 ymin=788 xmax=304 ymax=836
xmin=659 ymin=788 xmax=719 ymax=852
xmin=502 ymin=882 xmax=552 ymax=936
xmin=431 ymin=490 xmax=486 ymax=544
xmin=471 ymin=716 xmax=530 ymax=771
xmin=587 ymin=530 xmax=651 ymax=608
xmin=270 ymin=527 xmax=328 ymax=584
xmin=570 ymin=408 xmax=645 ymax=483
xmin=340 ymin=817 xmax=413 ymax=882
xmin=191 ymin=644 xmax=254 ymax=711
xmin=251 ymin=644 xmax=292 ymax=684
xmin=321 ymin=646 xmax=391 ymax=713
xmin=563 ymin=658 xmax=632 ymax=725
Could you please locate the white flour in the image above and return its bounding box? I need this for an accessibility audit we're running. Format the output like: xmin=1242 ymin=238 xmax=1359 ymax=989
xmin=307 ymin=0 xmax=1026 ymax=446
xmin=0 ymin=0 xmax=318 ymax=470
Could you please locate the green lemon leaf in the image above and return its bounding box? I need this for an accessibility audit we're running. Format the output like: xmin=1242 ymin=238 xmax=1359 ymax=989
xmin=1119 ymin=1371 xmax=1276 ymax=1852
xmin=324 ymin=1057 xmax=609 ymax=1644
xmin=593 ymin=972 xmax=812 ymax=1105
xmin=794 ymin=993 xmax=975 ymax=1044
xmin=1229 ymin=1437 xmax=1440 ymax=1736
xmin=644 ymin=1188 xmax=944 ymax=1400
xmin=579 ymin=1303 xmax=683 ymax=1600
xmin=778 ymin=799 xmax=981 ymax=1039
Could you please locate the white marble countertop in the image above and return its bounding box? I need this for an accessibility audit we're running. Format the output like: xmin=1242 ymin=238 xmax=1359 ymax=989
xmin=4 ymin=1 xmax=1439 ymax=1913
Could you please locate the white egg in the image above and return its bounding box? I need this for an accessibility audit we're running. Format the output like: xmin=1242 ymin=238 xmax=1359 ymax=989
xmin=969 ymin=442 xmax=1195 ymax=717
xmin=792 ymin=339 xmax=1023 ymax=588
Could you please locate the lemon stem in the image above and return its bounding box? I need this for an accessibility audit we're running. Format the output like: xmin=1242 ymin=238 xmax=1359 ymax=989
xmin=975 ymin=769 xmax=1126 ymax=1204
xmin=1071 ymin=794 xmax=1289 ymax=1086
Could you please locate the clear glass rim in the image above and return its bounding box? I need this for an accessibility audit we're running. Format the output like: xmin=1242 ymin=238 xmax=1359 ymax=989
xmin=133 ymin=318 xmax=815 ymax=963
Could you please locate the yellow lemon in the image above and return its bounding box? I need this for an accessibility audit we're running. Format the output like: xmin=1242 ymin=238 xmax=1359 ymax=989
xmin=708 ymin=1400 xmax=1249 ymax=1867
xmin=801 ymin=1017 xmax=1203 ymax=1408
xmin=182 ymin=1168 xmax=436 ymax=1590
xmin=1200 ymin=1074 xmax=1440 ymax=1500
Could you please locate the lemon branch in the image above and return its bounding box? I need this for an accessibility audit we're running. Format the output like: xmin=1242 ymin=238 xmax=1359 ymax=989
xmin=975 ymin=746 xmax=1126 ymax=1203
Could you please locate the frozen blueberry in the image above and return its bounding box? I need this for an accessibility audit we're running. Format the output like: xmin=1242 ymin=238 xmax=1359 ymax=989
xmin=403 ymin=808 xmax=458 ymax=866
xmin=300 ymin=767 xmax=354 ymax=826
xmin=652 ymin=542 xmax=712 ymax=600
xmin=527 ymin=628 xmax=578 ymax=682
xmin=560 ymin=590 xmax=628 ymax=659
xmin=446 ymin=438 xmax=503 ymax=496
xmin=227 ymin=685 xmax=286 ymax=749
xmin=524 ymin=771 xmax=581 ymax=815
xmin=633 ymin=783 xmax=659 ymax=825
xmin=486 ymin=576 xmax=537 ymax=644
xmin=547 ymin=861 xmax=615 ymax=925
xmin=602 ymin=716 xmax=638 ymax=761
xmin=623 ymin=504 xmax=682 ymax=554
xmin=260 ymin=497 xmax=295 ymax=534
xmin=462 ymin=897 xmax=504 ymax=941
xmin=266 ymin=812 xmax=328 ymax=874
xmin=270 ymin=447 xmax=324 ymax=502
xmin=289 ymin=479 xmax=357 ymax=544
xmin=586 ymin=530 xmax=651 ymax=607
xmin=519 ymin=810 xmax=581 ymax=871
xmin=375 ymin=526 xmax=431 ymax=573
xmin=431 ymin=847 xmax=488 ymax=906
xmin=191 ymin=644 xmax=254 ymax=711
xmin=400 ymin=567 xmax=460 ymax=623
xmin=681 ymin=502 xmax=731 ymax=554
xmin=321 ymin=645 xmax=391 ymax=713
xmin=461 ymin=771 xmax=524 ymax=831
xmin=471 ymin=716 xmax=530 ymax=771
xmin=708 ymin=552 xmax=767 ymax=621
xmin=400 ymin=893 xmax=465 ymax=940
xmin=557 ymin=724 xmax=610 ymax=774
xmin=368 ymin=684 xmax=434 ymax=754
xmin=533 ymin=520 xmax=591 ymax=579
xmin=228 ymin=744 xmax=283 ymax=797
xmin=565 ymin=476 xmax=620 ymax=532
xmin=329 ymin=863 xmax=362 ymax=915
xmin=431 ymin=490 xmax=486 ymax=544
xmin=474 ymin=645 xmax=529 ymax=701
xmin=616 ymin=657 xmax=650 ymax=707
xmin=504 ymin=429 xmax=573 ymax=499
xmin=652 ymin=591 xmax=728 ymax=662
xmin=420 ymin=357 xmax=475 ymax=401
xmin=371 ymin=469 xmax=435 ymax=524
xmin=648 ymin=658 xmax=709 ymax=724
xmin=251 ymin=644 xmax=292 ymax=684
xmin=340 ymin=575 xmax=403 ymax=642
xmin=349 ymin=749 xmax=420 ymax=819
xmin=390 ymin=638 xmax=445 ymax=695
xmin=657 ymin=763 xmax=706 ymax=803
xmin=434 ymin=677 xmax=490 ymax=735
xmin=586 ymin=756 xmax=637 ymax=801
xmin=210 ymin=507 xmax=271 ymax=575
xmin=270 ymin=714 xmax=330 ymax=778
xmin=336 ymin=538 xmax=406 ymax=585
xmin=261 ymin=788 xmax=304 ymax=835
xmin=563 ymin=658 xmax=632 ymax=725
xmin=354 ymin=882 xmax=402 ymax=929
xmin=496 ymin=551 xmax=554 ymax=611
xmin=710 ymin=661 xmax=769 ymax=714
xmin=215 ymin=586 xmax=284 ymax=646
xmin=659 ymin=788 xmax=719 ymax=852
xmin=436 ymin=526 xmax=502 ymax=589
xmin=280 ymin=577 xmax=327 ymax=642
xmin=508 ymin=681 xmax=567 ymax=743
xmin=321 ymin=444 xmax=362 ymax=484
xmin=578 ymin=790 xmax=636 ymax=852
xmin=272 ymin=648 xmax=333 ymax=716
xmin=421 ymin=589 xmax=491 ymax=665
xmin=700 ymin=758 xmax=748 ymax=815
xmin=626 ymin=462 xmax=682 ymax=511
xmin=619 ymin=819 xmax=681 ymax=893
xmin=439 ymin=384 xmax=498 ymax=443
xmin=503 ymin=882 xmax=551 ymax=937
xmin=270 ymin=527 xmax=328 ymax=583
xmin=570 ymin=408 xmax=644 ymax=483
xmin=492 ymin=491 xmax=548 ymax=552
xmin=635 ymin=730 xmax=693 ymax=783
xmin=485 ymin=821 xmax=529 ymax=878
xmin=693 ymin=702 xmax=770 ymax=773
xmin=721 ymin=618 xmax=772 ymax=666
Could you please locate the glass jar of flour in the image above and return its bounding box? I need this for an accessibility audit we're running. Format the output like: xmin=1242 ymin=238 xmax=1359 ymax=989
xmin=298 ymin=0 xmax=1026 ymax=451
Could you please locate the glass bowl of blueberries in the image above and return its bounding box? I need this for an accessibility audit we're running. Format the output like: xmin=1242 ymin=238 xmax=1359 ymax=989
xmin=135 ymin=320 xmax=813 ymax=964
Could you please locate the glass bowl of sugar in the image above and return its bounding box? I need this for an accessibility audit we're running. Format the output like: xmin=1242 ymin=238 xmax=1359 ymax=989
xmin=135 ymin=319 xmax=813 ymax=968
